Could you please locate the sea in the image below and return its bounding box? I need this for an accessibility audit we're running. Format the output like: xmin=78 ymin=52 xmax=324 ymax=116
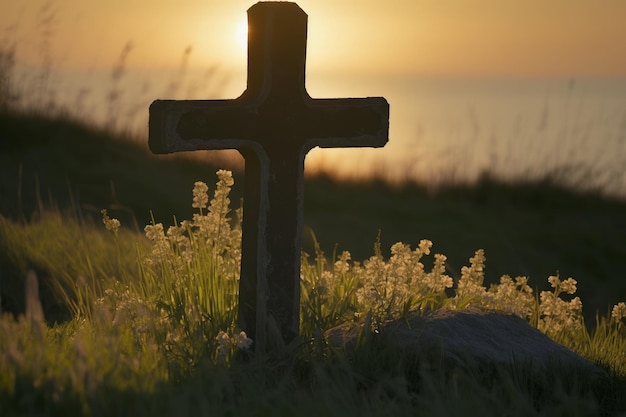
xmin=14 ymin=67 xmax=626 ymax=198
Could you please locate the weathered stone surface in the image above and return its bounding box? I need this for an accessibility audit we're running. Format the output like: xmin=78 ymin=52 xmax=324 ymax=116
xmin=328 ymin=309 xmax=605 ymax=376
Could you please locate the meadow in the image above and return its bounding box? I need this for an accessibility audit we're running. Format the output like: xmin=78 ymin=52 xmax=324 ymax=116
xmin=2 ymin=39 xmax=626 ymax=415
xmin=2 ymin=107 xmax=626 ymax=415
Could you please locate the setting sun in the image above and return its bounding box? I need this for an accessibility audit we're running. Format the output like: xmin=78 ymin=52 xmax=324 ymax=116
xmin=236 ymin=18 xmax=249 ymax=51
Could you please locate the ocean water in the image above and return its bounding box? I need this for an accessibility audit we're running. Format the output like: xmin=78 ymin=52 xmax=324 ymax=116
xmin=307 ymin=75 xmax=626 ymax=197
xmin=15 ymin=68 xmax=626 ymax=197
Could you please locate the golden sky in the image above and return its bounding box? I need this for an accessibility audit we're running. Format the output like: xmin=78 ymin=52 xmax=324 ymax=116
xmin=3 ymin=0 xmax=626 ymax=77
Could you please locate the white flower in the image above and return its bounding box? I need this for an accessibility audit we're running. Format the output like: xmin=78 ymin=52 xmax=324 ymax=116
xmin=538 ymin=280 xmax=584 ymax=335
xmin=101 ymin=209 xmax=121 ymax=233
xmin=612 ymin=302 xmax=626 ymax=323
xmin=192 ymin=181 xmax=209 ymax=209
xmin=454 ymin=249 xmax=487 ymax=306
xmin=560 ymin=278 xmax=578 ymax=295
xmin=548 ymin=275 xmax=560 ymax=289
xmin=334 ymin=251 xmax=351 ymax=275
xmin=144 ymin=223 xmax=165 ymax=241
xmin=235 ymin=331 xmax=253 ymax=350
xmin=215 ymin=331 xmax=231 ymax=359
xmin=418 ymin=239 xmax=432 ymax=256
xmin=216 ymin=169 xmax=234 ymax=187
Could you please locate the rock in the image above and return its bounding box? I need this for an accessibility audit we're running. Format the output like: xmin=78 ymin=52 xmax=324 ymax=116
xmin=327 ymin=309 xmax=606 ymax=377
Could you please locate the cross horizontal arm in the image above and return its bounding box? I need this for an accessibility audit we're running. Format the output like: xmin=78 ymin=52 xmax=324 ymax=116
xmin=303 ymin=97 xmax=388 ymax=149
xmin=148 ymin=99 xmax=258 ymax=154
xmin=149 ymin=96 xmax=389 ymax=154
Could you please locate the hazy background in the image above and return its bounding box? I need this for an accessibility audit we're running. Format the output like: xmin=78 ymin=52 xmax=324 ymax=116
xmin=2 ymin=0 xmax=626 ymax=195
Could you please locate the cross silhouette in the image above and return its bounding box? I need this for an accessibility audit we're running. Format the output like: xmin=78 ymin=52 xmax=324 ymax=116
xmin=149 ymin=1 xmax=389 ymax=351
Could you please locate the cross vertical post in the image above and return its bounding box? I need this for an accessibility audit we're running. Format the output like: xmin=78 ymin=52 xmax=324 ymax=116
xmin=149 ymin=1 xmax=389 ymax=351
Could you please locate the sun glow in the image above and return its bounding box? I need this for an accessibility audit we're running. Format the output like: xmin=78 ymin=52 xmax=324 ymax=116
xmin=236 ymin=18 xmax=248 ymax=51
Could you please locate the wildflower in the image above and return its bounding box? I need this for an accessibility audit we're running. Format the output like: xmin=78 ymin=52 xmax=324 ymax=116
xmin=387 ymin=243 xmax=414 ymax=297
xmin=143 ymin=223 xmax=171 ymax=265
xmin=569 ymin=296 xmax=583 ymax=314
xmin=560 ymin=278 xmax=578 ymax=295
xmin=418 ymin=239 xmax=432 ymax=256
xmin=144 ymin=223 xmax=165 ymax=242
xmin=214 ymin=330 xmax=253 ymax=362
xmin=355 ymin=250 xmax=390 ymax=318
xmin=209 ymin=171 xmax=234 ymax=219
xmin=318 ymin=271 xmax=333 ymax=292
xmin=428 ymin=253 xmax=453 ymax=292
xmin=192 ymin=181 xmax=209 ymax=210
xmin=166 ymin=224 xmax=192 ymax=264
xmin=192 ymin=170 xmax=235 ymax=247
xmin=235 ymin=331 xmax=253 ymax=350
xmin=101 ymin=209 xmax=121 ymax=234
xmin=355 ymin=240 xmax=452 ymax=321
xmin=334 ymin=251 xmax=351 ymax=275
xmin=216 ymin=169 xmax=234 ymax=187
xmin=548 ymin=275 xmax=560 ymax=289
xmin=612 ymin=302 xmax=626 ymax=323
xmin=454 ymin=249 xmax=487 ymax=307
xmin=515 ymin=276 xmax=532 ymax=291
xmin=539 ymin=276 xmax=584 ymax=336
xmin=484 ymin=275 xmax=534 ymax=319
xmin=215 ymin=331 xmax=231 ymax=359
xmin=548 ymin=275 xmax=577 ymax=295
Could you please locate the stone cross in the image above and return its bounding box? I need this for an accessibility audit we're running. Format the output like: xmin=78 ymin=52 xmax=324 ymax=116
xmin=149 ymin=1 xmax=389 ymax=351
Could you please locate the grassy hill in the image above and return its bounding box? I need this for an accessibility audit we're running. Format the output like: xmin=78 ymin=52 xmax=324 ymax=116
xmin=1 ymin=109 xmax=625 ymax=321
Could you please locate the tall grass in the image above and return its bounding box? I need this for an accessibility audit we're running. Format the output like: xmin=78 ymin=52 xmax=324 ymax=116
xmin=0 ymin=211 xmax=143 ymax=321
xmin=1 ymin=170 xmax=625 ymax=415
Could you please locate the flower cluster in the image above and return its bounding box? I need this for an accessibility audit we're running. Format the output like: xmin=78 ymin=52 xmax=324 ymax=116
xmin=454 ymin=249 xmax=487 ymax=307
xmin=317 ymin=241 xmax=595 ymax=338
xmin=354 ymin=239 xmax=453 ymax=322
xmin=485 ymin=275 xmax=534 ymax=319
xmin=612 ymin=302 xmax=626 ymax=325
xmin=137 ymin=170 xmax=247 ymax=365
xmin=103 ymin=168 xmax=622 ymax=358
xmin=144 ymin=222 xmax=174 ymax=268
xmin=94 ymin=282 xmax=154 ymax=331
xmin=143 ymin=170 xmax=241 ymax=281
xmin=537 ymin=275 xmax=583 ymax=336
xmin=192 ymin=181 xmax=209 ymax=211
xmin=101 ymin=209 xmax=120 ymax=234
xmin=215 ymin=330 xmax=253 ymax=362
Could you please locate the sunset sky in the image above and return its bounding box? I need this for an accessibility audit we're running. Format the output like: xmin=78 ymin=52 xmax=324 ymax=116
xmin=3 ymin=0 xmax=626 ymax=79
